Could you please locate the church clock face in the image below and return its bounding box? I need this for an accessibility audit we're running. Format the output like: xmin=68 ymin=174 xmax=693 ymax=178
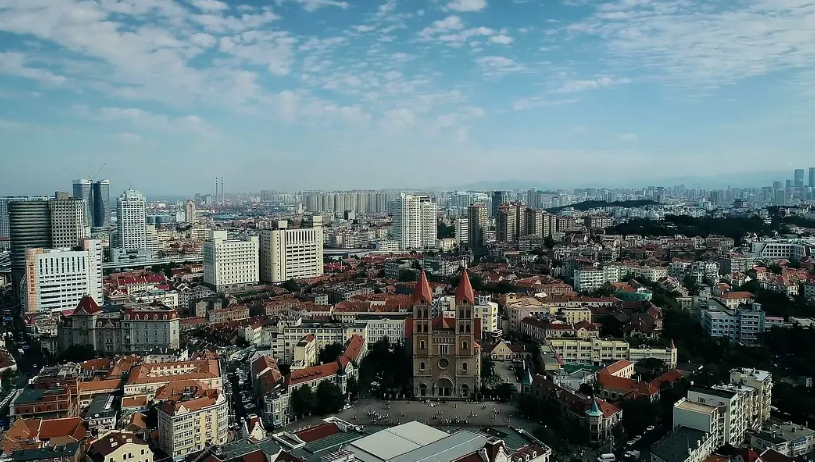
xmin=438 ymin=358 xmax=449 ymax=369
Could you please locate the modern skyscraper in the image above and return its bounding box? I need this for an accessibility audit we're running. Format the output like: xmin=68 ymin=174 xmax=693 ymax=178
xmin=185 ymin=199 xmax=196 ymax=224
xmin=454 ymin=218 xmax=469 ymax=245
xmin=92 ymin=179 xmax=111 ymax=228
xmin=772 ymin=181 xmax=783 ymax=191
xmin=259 ymin=216 xmax=324 ymax=283
xmin=49 ymin=198 xmax=88 ymax=248
xmin=117 ymin=189 xmax=147 ymax=252
xmin=8 ymin=200 xmax=52 ymax=295
xmin=809 ymin=168 xmax=815 ymax=188
xmin=794 ymin=169 xmax=805 ymax=188
xmin=22 ymin=238 xmax=103 ymax=315
xmin=392 ymin=194 xmax=437 ymax=250
xmin=491 ymin=191 xmax=505 ymax=217
xmin=203 ymin=230 xmax=260 ymax=292
xmin=72 ymin=179 xmax=93 ymax=227
xmin=467 ymin=204 xmax=488 ymax=251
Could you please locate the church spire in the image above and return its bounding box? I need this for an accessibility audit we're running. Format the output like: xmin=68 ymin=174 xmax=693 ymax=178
xmin=412 ymin=270 xmax=433 ymax=304
xmin=455 ymin=270 xmax=475 ymax=305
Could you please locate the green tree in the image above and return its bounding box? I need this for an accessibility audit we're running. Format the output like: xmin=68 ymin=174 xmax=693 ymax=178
xmin=291 ymin=384 xmax=316 ymax=418
xmin=619 ymin=397 xmax=658 ymax=435
xmin=1 ymin=369 xmax=17 ymax=389
xmin=315 ymin=380 xmax=345 ymax=414
xmin=481 ymin=357 xmax=499 ymax=387
xmin=282 ymin=279 xmax=301 ymax=293
xmin=59 ymin=344 xmax=97 ymax=362
xmin=398 ymin=270 xmax=417 ymax=282
xmin=495 ymin=383 xmax=514 ymax=402
xmin=543 ymin=236 xmax=555 ymax=249
xmin=319 ymin=342 xmax=345 ymax=364
xmin=437 ymin=222 xmax=456 ymax=239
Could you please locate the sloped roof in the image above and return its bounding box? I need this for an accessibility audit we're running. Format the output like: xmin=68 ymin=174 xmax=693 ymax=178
xmin=73 ymin=296 xmax=101 ymax=315
xmin=412 ymin=271 xmax=433 ymax=304
xmin=455 ymin=271 xmax=475 ymax=305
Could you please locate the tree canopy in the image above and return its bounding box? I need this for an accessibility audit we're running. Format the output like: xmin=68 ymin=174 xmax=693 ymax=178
xmin=315 ymin=380 xmax=345 ymax=414
xmin=291 ymin=384 xmax=316 ymax=418
xmin=59 ymin=344 xmax=97 ymax=362
xmin=318 ymin=342 xmax=345 ymax=364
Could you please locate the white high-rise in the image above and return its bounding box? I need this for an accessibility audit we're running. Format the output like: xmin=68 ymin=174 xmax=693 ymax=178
xmin=22 ymin=238 xmax=103 ymax=314
xmin=260 ymin=216 xmax=324 ymax=283
xmin=454 ymin=218 xmax=469 ymax=245
xmin=117 ymin=189 xmax=147 ymax=251
xmin=203 ymin=230 xmax=259 ymax=292
xmin=392 ymin=194 xmax=437 ymax=250
xmin=49 ymin=198 xmax=89 ymax=248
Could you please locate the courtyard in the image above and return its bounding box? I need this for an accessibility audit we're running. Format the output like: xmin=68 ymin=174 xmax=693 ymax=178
xmin=285 ymin=398 xmax=537 ymax=433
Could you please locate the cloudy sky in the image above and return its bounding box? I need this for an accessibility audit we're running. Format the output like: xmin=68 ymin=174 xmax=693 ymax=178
xmin=1 ymin=0 xmax=815 ymax=196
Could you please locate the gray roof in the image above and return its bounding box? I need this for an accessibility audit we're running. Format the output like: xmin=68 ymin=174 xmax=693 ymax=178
xmin=652 ymin=427 xmax=710 ymax=462
xmin=12 ymin=442 xmax=81 ymax=462
xmin=85 ymin=394 xmax=117 ymax=419
xmin=348 ymin=422 xmax=449 ymax=461
xmin=215 ymin=437 xmax=283 ymax=460
xmin=346 ymin=422 xmax=489 ymax=462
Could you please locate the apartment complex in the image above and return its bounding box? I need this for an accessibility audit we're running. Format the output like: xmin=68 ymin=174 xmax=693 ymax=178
xmin=547 ymin=338 xmax=678 ymax=367
xmin=573 ymin=266 xmax=622 ymax=292
xmin=701 ymin=299 xmax=766 ymax=345
xmin=259 ymin=217 xmax=324 ymax=283
xmin=157 ymin=386 xmax=228 ymax=459
xmin=496 ymin=201 xmax=526 ymax=242
xmin=392 ymin=194 xmax=437 ymax=250
xmin=203 ymin=230 xmax=259 ymax=291
xmin=59 ymin=296 xmax=181 ymax=354
xmin=22 ymin=239 xmax=103 ymax=314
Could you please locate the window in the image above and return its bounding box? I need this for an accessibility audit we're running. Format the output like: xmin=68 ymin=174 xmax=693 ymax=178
xmin=462 ymin=341 xmax=468 ymax=350
xmin=420 ymin=362 xmax=425 ymax=371
xmin=420 ymin=340 xmax=426 ymax=350
xmin=462 ymin=362 xmax=468 ymax=371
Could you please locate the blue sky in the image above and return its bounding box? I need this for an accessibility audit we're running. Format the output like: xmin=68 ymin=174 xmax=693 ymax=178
xmin=1 ymin=0 xmax=815 ymax=195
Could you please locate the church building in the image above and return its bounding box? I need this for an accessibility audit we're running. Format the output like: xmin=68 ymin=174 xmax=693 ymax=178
xmin=412 ymin=270 xmax=481 ymax=399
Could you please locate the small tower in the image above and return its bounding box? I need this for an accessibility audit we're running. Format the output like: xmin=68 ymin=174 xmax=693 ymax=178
xmin=454 ymin=270 xmax=477 ymax=398
xmin=412 ymin=271 xmax=433 ymax=397
xmin=586 ymin=397 xmax=604 ymax=444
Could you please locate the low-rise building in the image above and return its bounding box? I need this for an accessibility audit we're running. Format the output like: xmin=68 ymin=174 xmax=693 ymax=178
xmin=701 ymin=299 xmax=766 ymax=345
xmin=87 ymin=432 xmax=152 ymax=462
xmin=651 ymin=427 xmax=714 ymax=462
xmin=82 ymin=394 xmax=117 ymax=435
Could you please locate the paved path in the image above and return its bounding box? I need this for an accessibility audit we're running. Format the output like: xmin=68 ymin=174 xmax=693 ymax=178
xmin=285 ymin=399 xmax=538 ymax=433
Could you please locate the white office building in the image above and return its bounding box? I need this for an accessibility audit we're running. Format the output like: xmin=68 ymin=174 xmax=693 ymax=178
xmin=392 ymin=194 xmax=437 ymax=250
xmin=750 ymin=238 xmax=815 ymax=261
xmin=22 ymin=239 xmax=103 ymax=314
xmin=203 ymin=230 xmax=259 ymax=292
xmin=117 ymin=189 xmax=147 ymax=251
xmin=454 ymin=218 xmax=468 ymax=245
xmin=49 ymin=198 xmax=89 ymax=248
xmin=259 ymin=217 xmax=324 ymax=283
xmin=573 ymin=266 xmax=623 ymax=292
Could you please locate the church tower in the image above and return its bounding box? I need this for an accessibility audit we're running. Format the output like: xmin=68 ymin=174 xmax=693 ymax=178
xmin=412 ymin=270 xmax=433 ymax=397
xmin=454 ymin=270 xmax=479 ymax=398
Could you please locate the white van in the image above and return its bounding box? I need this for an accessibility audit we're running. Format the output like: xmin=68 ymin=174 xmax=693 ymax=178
xmin=598 ymin=454 xmax=616 ymax=462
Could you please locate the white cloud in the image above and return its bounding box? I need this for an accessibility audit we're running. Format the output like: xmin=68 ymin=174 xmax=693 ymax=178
xmin=0 ymin=52 xmax=67 ymax=85
xmin=512 ymin=97 xmax=579 ymax=110
xmin=489 ymin=35 xmax=513 ymax=45
xmin=190 ymin=0 xmax=229 ymax=12
xmin=569 ymin=0 xmax=815 ymax=90
xmin=420 ymin=15 xmax=465 ymax=37
xmin=447 ymin=0 xmax=488 ymax=12
xmin=290 ymin=0 xmax=349 ymax=12
xmin=556 ymin=76 xmax=630 ymax=93
xmin=420 ymin=16 xmax=497 ymax=46
xmin=475 ymin=56 xmax=527 ymax=76
xmin=615 ymin=132 xmax=638 ymax=141
xmin=81 ymin=106 xmax=211 ymax=135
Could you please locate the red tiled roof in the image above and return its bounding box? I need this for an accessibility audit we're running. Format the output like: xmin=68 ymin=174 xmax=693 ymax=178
xmin=296 ymin=423 xmax=340 ymax=443
xmin=73 ymin=295 xmax=101 ymax=315
xmin=287 ymin=362 xmax=340 ymax=386
xmin=599 ymin=360 xmax=633 ymax=376
xmin=720 ymin=291 xmax=754 ymax=299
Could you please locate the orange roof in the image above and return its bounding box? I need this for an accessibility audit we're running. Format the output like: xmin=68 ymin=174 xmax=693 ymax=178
xmin=340 ymin=335 xmax=365 ymax=365
xmin=78 ymin=379 xmax=122 ymax=393
xmin=720 ymin=291 xmax=754 ymax=299
xmin=599 ymin=360 xmax=633 ymax=376
xmin=297 ymin=423 xmax=340 ymax=443
xmin=126 ymin=359 xmax=219 ymax=385
xmin=455 ymin=270 xmax=476 ymax=305
xmin=412 ymin=271 xmax=433 ymax=304
xmin=154 ymin=380 xmax=210 ymax=401
xmin=160 ymin=389 xmax=222 ymax=415
xmin=288 ymin=362 xmax=340 ymax=386
xmin=2 ymin=417 xmax=87 ymax=452
xmin=121 ymin=395 xmax=149 ymax=408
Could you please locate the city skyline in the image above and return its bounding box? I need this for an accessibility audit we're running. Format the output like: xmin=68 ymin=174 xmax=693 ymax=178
xmin=2 ymin=0 xmax=815 ymax=194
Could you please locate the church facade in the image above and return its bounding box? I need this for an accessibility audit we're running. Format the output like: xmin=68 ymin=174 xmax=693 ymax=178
xmin=412 ymin=270 xmax=481 ymax=399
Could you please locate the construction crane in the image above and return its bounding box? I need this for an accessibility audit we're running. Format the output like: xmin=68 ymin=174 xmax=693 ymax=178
xmin=89 ymin=162 xmax=106 ymax=182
